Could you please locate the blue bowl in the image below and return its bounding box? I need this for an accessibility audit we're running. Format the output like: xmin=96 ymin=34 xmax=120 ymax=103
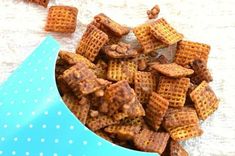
xmin=0 ymin=36 xmax=158 ymax=156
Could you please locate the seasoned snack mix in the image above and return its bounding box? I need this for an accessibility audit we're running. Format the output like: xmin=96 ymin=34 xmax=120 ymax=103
xmin=54 ymin=4 xmax=219 ymax=155
xmin=45 ymin=6 xmax=78 ymax=33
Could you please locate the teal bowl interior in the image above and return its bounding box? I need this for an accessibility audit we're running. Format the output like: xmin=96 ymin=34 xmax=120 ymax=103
xmin=0 ymin=36 xmax=158 ymax=156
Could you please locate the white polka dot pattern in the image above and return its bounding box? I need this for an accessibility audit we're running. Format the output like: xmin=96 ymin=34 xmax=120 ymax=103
xmin=0 ymin=36 xmax=156 ymax=156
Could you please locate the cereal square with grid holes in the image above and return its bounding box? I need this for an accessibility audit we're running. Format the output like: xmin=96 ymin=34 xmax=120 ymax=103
xmin=133 ymin=23 xmax=166 ymax=54
xmin=62 ymin=62 xmax=103 ymax=97
xmin=174 ymin=40 xmax=210 ymax=67
xmin=134 ymin=71 xmax=157 ymax=104
xmin=190 ymin=81 xmax=219 ymax=120
xmin=157 ymin=76 xmax=190 ymax=107
xmin=45 ymin=6 xmax=78 ymax=33
xmin=150 ymin=18 xmax=183 ymax=45
xmin=76 ymin=24 xmax=109 ymax=61
xmin=28 ymin=0 xmax=50 ymax=7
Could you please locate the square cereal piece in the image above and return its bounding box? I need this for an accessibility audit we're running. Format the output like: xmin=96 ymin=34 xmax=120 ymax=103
xmin=62 ymin=93 xmax=90 ymax=124
xmin=190 ymin=60 xmax=213 ymax=85
xmin=133 ymin=23 xmax=166 ymax=54
xmin=107 ymin=59 xmax=137 ymax=83
xmin=152 ymin=63 xmax=194 ymax=78
xmin=28 ymin=0 xmax=49 ymax=7
xmin=59 ymin=51 xmax=96 ymax=69
xmin=45 ymin=6 xmax=78 ymax=33
xmin=104 ymin=124 xmax=141 ymax=141
xmin=145 ymin=92 xmax=169 ymax=130
xmin=150 ymin=18 xmax=183 ymax=45
xmin=134 ymin=71 xmax=157 ymax=104
xmin=163 ymin=107 xmax=199 ymax=130
xmin=86 ymin=114 xmax=119 ymax=131
xmin=157 ymin=76 xmax=190 ymax=107
xmin=62 ymin=62 xmax=102 ymax=97
xmin=169 ymin=124 xmax=203 ymax=141
xmin=190 ymin=81 xmax=219 ymax=120
xmin=170 ymin=140 xmax=189 ymax=156
xmin=174 ymin=40 xmax=210 ymax=66
xmin=123 ymin=98 xmax=145 ymax=118
xmin=104 ymin=80 xmax=136 ymax=116
xmin=134 ymin=129 xmax=170 ymax=154
xmin=76 ymin=24 xmax=109 ymax=61
xmin=95 ymin=130 xmax=113 ymax=142
xmin=94 ymin=13 xmax=130 ymax=37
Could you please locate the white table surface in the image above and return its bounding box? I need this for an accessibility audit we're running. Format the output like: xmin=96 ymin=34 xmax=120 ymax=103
xmin=0 ymin=0 xmax=235 ymax=155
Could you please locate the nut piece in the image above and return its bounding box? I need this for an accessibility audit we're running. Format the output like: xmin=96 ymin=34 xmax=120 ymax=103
xmin=104 ymin=42 xmax=138 ymax=59
xmin=147 ymin=5 xmax=160 ymax=19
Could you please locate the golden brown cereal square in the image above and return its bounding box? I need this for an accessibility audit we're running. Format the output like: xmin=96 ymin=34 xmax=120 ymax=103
xmin=170 ymin=140 xmax=189 ymax=156
xmin=56 ymin=75 xmax=71 ymax=95
xmin=190 ymin=81 xmax=219 ymax=120
xmin=150 ymin=18 xmax=183 ymax=45
xmin=93 ymin=13 xmax=130 ymax=37
xmin=134 ymin=129 xmax=170 ymax=154
xmin=95 ymin=130 xmax=113 ymax=142
xmin=157 ymin=76 xmax=190 ymax=107
xmin=123 ymin=97 xmax=145 ymax=118
xmin=59 ymin=51 xmax=96 ymax=69
xmin=152 ymin=63 xmax=194 ymax=78
xmin=145 ymin=92 xmax=169 ymax=130
xmin=104 ymin=124 xmax=141 ymax=140
xmin=104 ymin=80 xmax=136 ymax=116
xmin=163 ymin=107 xmax=199 ymax=130
xmin=62 ymin=62 xmax=102 ymax=97
xmin=133 ymin=23 xmax=166 ymax=54
xmin=45 ymin=6 xmax=78 ymax=33
xmin=134 ymin=71 xmax=157 ymax=104
xmin=76 ymin=24 xmax=109 ymax=61
xmin=27 ymin=0 xmax=49 ymax=7
xmin=107 ymin=59 xmax=137 ymax=83
xmin=169 ymin=124 xmax=203 ymax=141
xmin=62 ymin=93 xmax=90 ymax=124
xmin=190 ymin=60 xmax=213 ymax=85
xmin=174 ymin=40 xmax=210 ymax=66
xmin=86 ymin=114 xmax=119 ymax=131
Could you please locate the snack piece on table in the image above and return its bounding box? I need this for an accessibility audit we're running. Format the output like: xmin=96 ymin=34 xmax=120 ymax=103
xmin=93 ymin=13 xmax=130 ymax=37
xmin=134 ymin=129 xmax=170 ymax=154
xmin=107 ymin=59 xmax=137 ymax=83
xmin=163 ymin=107 xmax=199 ymax=130
xmin=190 ymin=59 xmax=213 ymax=85
xmin=190 ymin=81 xmax=219 ymax=120
xmin=133 ymin=23 xmax=166 ymax=54
xmin=151 ymin=63 xmax=194 ymax=78
xmin=150 ymin=18 xmax=183 ymax=45
xmin=147 ymin=4 xmax=160 ymax=19
xmin=45 ymin=6 xmax=78 ymax=33
xmin=27 ymin=0 xmax=50 ymax=7
xmin=134 ymin=71 xmax=157 ymax=104
xmin=76 ymin=24 xmax=109 ymax=61
xmin=174 ymin=40 xmax=210 ymax=67
xmin=157 ymin=76 xmax=190 ymax=107
xmin=169 ymin=124 xmax=203 ymax=141
xmin=170 ymin=140 xmax=189 ymax=156
xmin=104 ymin=42 xmax=138 ymax=59
xmin=145 ymin=92 xmax=169 ymax=130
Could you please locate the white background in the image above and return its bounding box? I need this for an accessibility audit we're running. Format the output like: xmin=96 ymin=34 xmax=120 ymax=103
xmin=0 ymin=0 xmax=235 ymax=155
